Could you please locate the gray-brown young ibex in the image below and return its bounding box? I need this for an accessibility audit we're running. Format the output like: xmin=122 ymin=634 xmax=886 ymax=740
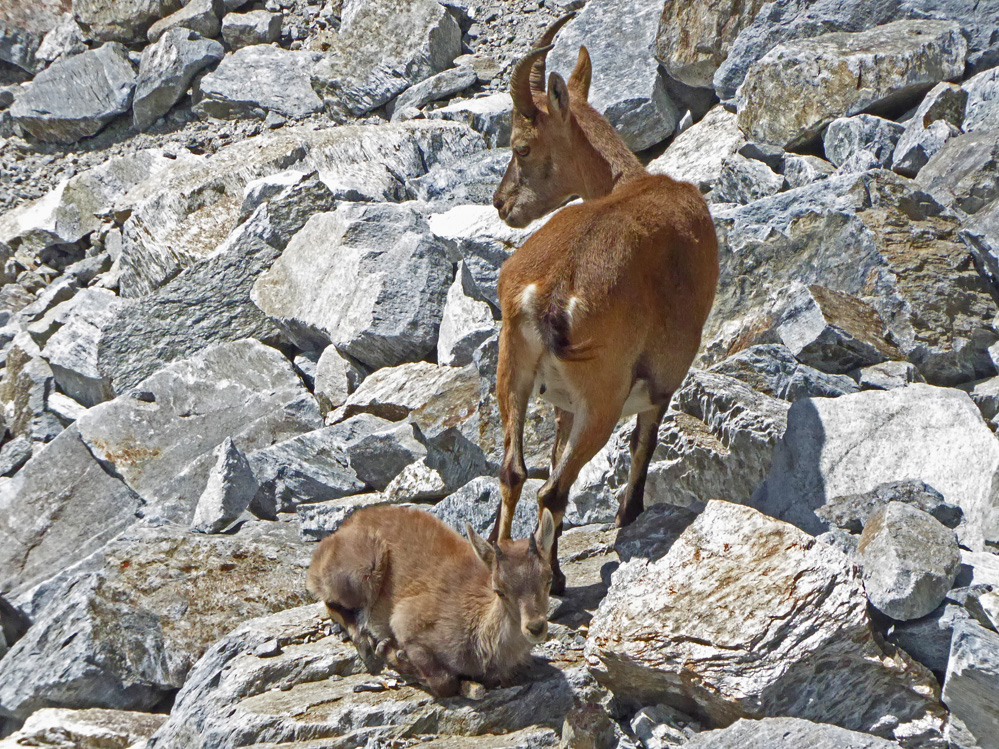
xmin=306 ymin=505 xmax=556 ymax=698
xmin=489 ymin=15 xmax=720 ymax=593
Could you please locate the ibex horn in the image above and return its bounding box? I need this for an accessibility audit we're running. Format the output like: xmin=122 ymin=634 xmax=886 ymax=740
xmin=528 ymin=11 xmax=577 ymax=92
xmin=510 ymin=44 xmax=554 ymax=118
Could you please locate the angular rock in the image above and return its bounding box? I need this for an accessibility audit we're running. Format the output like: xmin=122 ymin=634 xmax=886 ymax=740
xmin=708 ymin=170 xmax=998 ymax=385
xmin=295 ymin=492 xmax=392 ymax=541
xmin=147 ymin=0 xmax=222 ymax=43
xmin=72 ymin=0 xmax=181 ymax=43
xmin=390 ymin=65 xmax=477 ymax=121
xmin=942 ymin=618 xmax=999 ymax=749
xmin=709 ymin=344 xmax=860 ymax=401
xmin=0 ymin=435 xmax=33 ymax=477
xmin=190 ymin=437 xmax=258 ymax=533
xmin=133 ymin=28 xmax=224 ymax=131
xmin=252 ymin=203 xmax=451 ymax=368
xmin=655 ymin=0 xmax=767 ymax=90
xmin=891 ymin=82 xmax=966 ymax=177
xmin=0 ymin=334 xmax=64 ymax=444
xmin=782 ymin=154 xmax=836 ymax=189
xmin=772 ymin=284 xmax=899 ymax=374
xmin=823 ymin=115 xmax=905 ymax=168
xmin=314 ymin=345 xmax=364 ymax=415
xmin=963 ymin=67 xmax=999 ymax=134
xmin=647 ymin=106 xmax=744 ymax=193
xmin=588 ymin=501 xmax=944 ymax=745
xmin=381 ymin=458 xmax=449 ymax=502
xmin=342 ymin=420 xmax=426 ymax=492
xmin=960 ymin=375 xmax=999 ymax=427
xmin=147 ymin=603 xmax=583 ymax=749
xmin=430 ymin=476 xmax=539 ymax=541
xmin=0 ymin=425 xmax=141 ymax=597
xmin=548 ymin=0 xmax=678 ymax=151
xmin=438 ymin=262 xmax=497 ymax=367
xmin=409 ymin=149 xmax=510 ymax=206
xmin=736 ymin=21 xmax=966 ymax=149
xmin=568 ymin=371 xmax=789 ymax=524
xmin=99 ymin=178 xmax=336 ymax=393
xmin=0 ymin=0 xmax=71 ymax=73
xmin=858 ymin=502 xmax=961 ymax=620
xmin=310 ymin=0 xmax=460 ymax=120
xmin=0 ymin=520 xmax=312 ymax=720
xmin=77 ymin=339 xmax=321 ymax=523
xmin=711 ymin=154 xmax=784 ymax=204
xmin=195 ymin=46 xmax=323 ymax=120
xmin=39 ymin=288 xmax=124 ymax=407
xmin=752 ymin=384 xmax=999 ymax=552
xmin=684 ymin=717 xmax=901 ymax=748
xmin=426 ymin=93 xmax=512 ymax=148
xmin=852 ymin=360 xmax=922 ymax=390
xmin=245 ymin=428 xmax=364 ymax=517
xmin=889 ymin=601 xmax=971 ymax=678
xmin=9 ymin=42 xmax=136 ymax=144
xmin=916 ymin=130 xmax=999 ymax=215
xmin=817 ymin=479 xmax=962 ymax=535
xmin=34 ymin=12 xmax=85 ymax=66
xmin=0 ymin=708 xmax=165 ymax=749
xmin=220 ymin=10 xmax=282 ymax=50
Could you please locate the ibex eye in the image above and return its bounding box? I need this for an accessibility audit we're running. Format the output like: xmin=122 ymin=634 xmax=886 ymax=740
xmin=515 ymin=145 xmax=530 ymax=157
xmin=493 ymin=588 xmax=506 ymax=599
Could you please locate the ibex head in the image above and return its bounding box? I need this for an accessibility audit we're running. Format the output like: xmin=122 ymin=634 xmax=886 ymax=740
xmin=467 ymin=508 xmax=556 ymax=644
xmin=492 ymin=14 xmax=593 ymax=228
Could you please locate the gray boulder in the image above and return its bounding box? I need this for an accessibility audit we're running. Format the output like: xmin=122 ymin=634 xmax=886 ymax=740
xmin=195 ymin=46 xmax=323 ymax=120
xmin=817 ymin=479 xmax=962 ymax=534
xmin=0 ymin=708 xmax=165 ymax=749
xmin=586 ymin=501 xmax=945 ymax=744
xmin=736 ymin=20 xmax=966 ymax=149
xmin=782 ymin=154 xmax=836 ymax=189
xmin=437 ymin=262 xmax=497 ymax=367
xmin=310 ymin=0 xmax=460 ymax=120
xmin=858 ymin=502 xmax=962 ymax=620
xmin=0 ymin=425 xmax=142 ymax=598
xmin=711 ymin=154 xmax=784 ymax=205
xmin=389 ymin=65 xmax=477 ymax=121
xmin=889 ymin=601 xmax=971 ymax=678
xmin=851 ymin=360 xmax=922 ymax=391
xmin=891 ymin=82 xmax=966 ymax=177
xmin=772 ymin=284 xmax=899 ymax=374
xmin=133 ymin=28 xmax=224 ymax=131
xmin=648 ymin=106 xmax=745 ymax=193
xmin=0 ymin=334 xmax=64 ymax=444
xmin=963 ymin=67 xmax=999 ymax=134
xmin=0 ymin=0 xmax=70 ymax=72
xmin=752 ymin=384 xmax=999 ymax=552
xmin=190 ymin=438 xmax=258 ymax=533
xmin=0 ymin=436 xmax=33 ymax=477
xmin=942 ymin=618 xmax=999 ymax=749
xmin=547 ymin=0 xmax=678 ymax=151
xmin=0 ymin=520 xmax=312 ymax=720
xmin=684 ymin=717 xmax=901 ymax=748
xmin=77 ymin=339 xmax=321 ymax=523
xmin=916 ymin=130 xmax=999 ymax=215
xmin=146 ymin=0 xmax=223 ymax=43
xmin=341 ymin=419 xmax=426 ymax=492
xmin=296 ymin=492 xmax=391 ymax=541
xmin=708 ymin=344 xmax=860 ymax=401
xmin=314 ymin=345 xmax=364 ymax=415
xmin=823 ymin=115 xmax=904 ymax=168
xmin=425 ymin=92 xmax=512 ymax=148
xmin=252 ymin=203 xmax=451 ymax=368
xmin=72 ymin=0 xmax=181 ymax=43
xmin=430 ymin=476 xmax=539 ymax=541
xmin=220 ymin=10 xmax=282 ymax=50
xmin=10 ymin=42 xmax=136 ymax=144
xmin=409 ymin=149 xmax=511 ymax=206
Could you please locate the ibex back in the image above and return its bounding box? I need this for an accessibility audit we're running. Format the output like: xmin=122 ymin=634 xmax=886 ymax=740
xmin=307 ymin=505 xmax=555 ymax=698
xmin=489 ymin=15 xmax=719 ymax=593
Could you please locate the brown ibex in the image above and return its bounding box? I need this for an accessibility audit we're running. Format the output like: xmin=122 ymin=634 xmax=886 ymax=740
xmin=489 ymin=16 xmax=719 ymax=593
xmin=306 ymin=505 xmax=555 ymax=698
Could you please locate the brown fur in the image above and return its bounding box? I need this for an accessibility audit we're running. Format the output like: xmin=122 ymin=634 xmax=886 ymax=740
xmin=489 ymin=18 xmax=720 ymax=594
xmin=307 ymin=505 xmax=555 ymax=698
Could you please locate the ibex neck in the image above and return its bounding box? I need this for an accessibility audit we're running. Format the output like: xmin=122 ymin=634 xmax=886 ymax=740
xmin=572 ymin=108 xmax=647 ymax=200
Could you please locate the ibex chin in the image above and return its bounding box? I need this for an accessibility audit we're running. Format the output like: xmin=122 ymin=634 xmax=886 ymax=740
xmin=306 ymin=505 xmax=556 ymax=698
xmin=489 ymin=15 xmax=719 ymax=593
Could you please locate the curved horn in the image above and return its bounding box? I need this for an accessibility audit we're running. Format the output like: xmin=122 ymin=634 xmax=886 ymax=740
xmin=528 ymin=11 xmax=577 ymax=92
xmin=511 ymin=44 xmax=553 ymax=118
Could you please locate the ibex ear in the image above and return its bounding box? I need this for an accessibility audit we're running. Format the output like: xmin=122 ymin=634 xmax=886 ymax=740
xmin=466 ymin=523 xmax=496 ymax=566
xmin=535 ymin=509 xmax=556 ymax=556
xmin=568 ymin=46 xmax=591 ymax=100
xmin=547 ymin=73 xmax=571 ymax=123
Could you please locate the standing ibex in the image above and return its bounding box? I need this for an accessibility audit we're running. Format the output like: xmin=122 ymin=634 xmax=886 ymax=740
xmin=307 ymin=505 xmax=555 ymax=698
xmin=489 ymin=15 xmax=719 ymax=593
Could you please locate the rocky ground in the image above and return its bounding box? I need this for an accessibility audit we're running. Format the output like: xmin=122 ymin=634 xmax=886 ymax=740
xmin=0 ymin=0 xmax=998 ymax=747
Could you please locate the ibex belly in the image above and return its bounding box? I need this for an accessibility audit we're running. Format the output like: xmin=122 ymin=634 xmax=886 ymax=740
xmin=533 ymin=354 xmax=654 ymax=417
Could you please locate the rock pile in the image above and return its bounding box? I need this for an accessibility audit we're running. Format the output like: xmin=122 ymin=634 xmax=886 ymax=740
xmin=0 ymin=0 xmax=998 ymax=747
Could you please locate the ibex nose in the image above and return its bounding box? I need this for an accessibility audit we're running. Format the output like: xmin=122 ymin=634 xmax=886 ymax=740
xmin=492 ymin=193 xmax=504 ymax=211
xmin=527 ymin=620 xmax=547 ymax=638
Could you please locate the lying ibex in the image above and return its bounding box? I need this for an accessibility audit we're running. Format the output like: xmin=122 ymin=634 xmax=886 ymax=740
xmin=489 ymin=15 xmax=720 ymax=593
xmin=306 ymin=505 xmax=555 ymax=698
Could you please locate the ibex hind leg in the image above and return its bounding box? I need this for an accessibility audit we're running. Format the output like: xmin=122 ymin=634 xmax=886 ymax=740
xmin=615 ymin=402 xmax=669 ymax=528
